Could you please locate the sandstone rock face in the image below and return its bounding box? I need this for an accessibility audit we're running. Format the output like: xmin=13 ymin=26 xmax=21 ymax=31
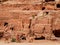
xmin=0 ymin=0 xmax=60 ymax=43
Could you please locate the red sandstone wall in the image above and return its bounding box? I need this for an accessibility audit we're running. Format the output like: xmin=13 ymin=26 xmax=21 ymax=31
xmin=0 ymin=0 xmax=60 ymax=43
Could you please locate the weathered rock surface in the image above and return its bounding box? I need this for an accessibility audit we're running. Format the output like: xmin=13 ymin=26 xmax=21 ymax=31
xmin=0 ymin=0 xmax=60 ymax=43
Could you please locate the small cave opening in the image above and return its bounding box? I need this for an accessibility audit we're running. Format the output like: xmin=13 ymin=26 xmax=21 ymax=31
xmin=42 ymin=7 xmax=45 ymax=10
xmin=53 ymin=29 xmax=60 ymax=37
xmin=0 ymin=32 xmax=4 ymax=39
xmin=45 ymin=0 xmax=55 ymax=2
xmin=46 ymin=12 xmax=49 ymax=15
xmin=57 ymin=4 xmax=60 ymax=8
xmin=34 ymin=36 xmax=45 ymax=40
xmin=4 ymin=22 xmax=8 ymax=26
xmin=22 ymin=37 xmax=26 ymax=40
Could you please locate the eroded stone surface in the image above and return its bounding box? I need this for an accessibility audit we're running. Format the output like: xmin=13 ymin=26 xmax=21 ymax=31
xmin=0 ymin=0 xmax=60 ymax=43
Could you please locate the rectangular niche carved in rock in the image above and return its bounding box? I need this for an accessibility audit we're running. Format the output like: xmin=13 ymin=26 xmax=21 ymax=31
xmin=57 ymin=4 xmax=60 ymax=8
xmin=53 ymin=29 xmax=60 ymax=37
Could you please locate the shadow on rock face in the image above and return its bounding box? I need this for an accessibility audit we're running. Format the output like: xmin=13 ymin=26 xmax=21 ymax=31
xmin=22 ymin=37 xmax=26 ymax=40
xmin=34 ymin=36 xmax=45 ymax=40
xmin=45 ymin=0 xmax=55 ymax=2
xmin=57 ymin=4 xmax=60 ymax=8
xmin=53 ymin=29 xmax=60 ymax=37
xmin=0 ymin=32 xmax=4 ymax=39
xmin=42 ymin=7 xmax=45 ymax=10
xmin=0 ymin=0 xmax=8 ymax=3
xmin=10 ymin=27 xmax=14 ymax=31
xmin=4 ymin=22 xmax=8 ymax=26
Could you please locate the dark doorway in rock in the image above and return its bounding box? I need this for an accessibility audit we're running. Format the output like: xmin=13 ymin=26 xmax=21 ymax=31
xmin=34 ymin=36 xmax=45 ymax=40
xmin=57 ymin=4 xmax=60 ymax=8
xmin=53 ymin=29 xmax=60 ymax=37
xmin=45 ymin=0 xmax=55 ymax=2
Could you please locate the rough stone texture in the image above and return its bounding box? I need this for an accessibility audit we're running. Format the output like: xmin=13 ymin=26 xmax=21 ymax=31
xmin=0 ymin=0 xmax=60 ymax=43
